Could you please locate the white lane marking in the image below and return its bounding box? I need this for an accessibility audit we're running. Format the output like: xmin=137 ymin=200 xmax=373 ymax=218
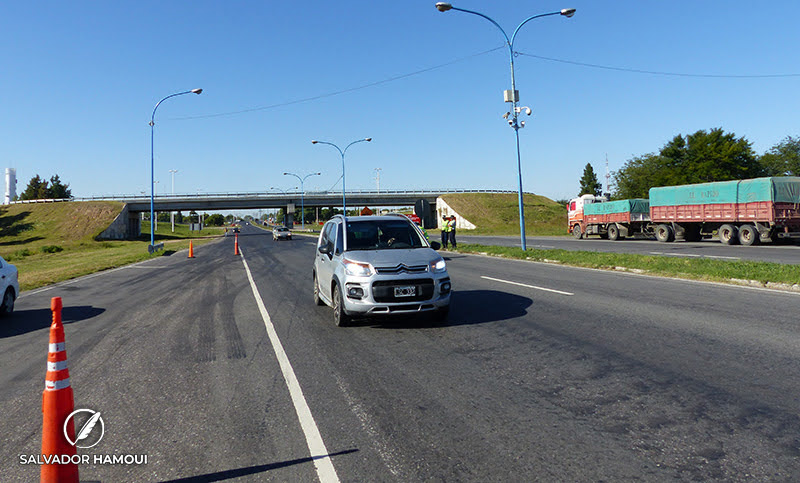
xmin=20 ymin=258 xmax=167 ymax=298
xmin=240 ymin=247 xmax=340 ymax=483
xmin=480 ymin=276 xmax=574 ymax=296
xmin=649 ymin=251 xmax=740 ymax=260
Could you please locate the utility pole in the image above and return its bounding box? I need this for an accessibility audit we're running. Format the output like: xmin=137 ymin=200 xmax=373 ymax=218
xmin=169 ymin=169 xmax=178 ymax=232
xmin=605 ymin=154 xmax=610 ymax=196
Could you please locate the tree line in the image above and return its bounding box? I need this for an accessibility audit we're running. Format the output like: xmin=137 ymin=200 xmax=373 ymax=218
xmin=577 ymin=129 xmax=800 ymax=199
xmin=17 ymin=174 xmax=72 ymax=201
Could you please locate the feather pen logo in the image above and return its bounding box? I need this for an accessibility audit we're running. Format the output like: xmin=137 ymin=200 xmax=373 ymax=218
xmin=63 ymin=409 xmax=105 ymax=449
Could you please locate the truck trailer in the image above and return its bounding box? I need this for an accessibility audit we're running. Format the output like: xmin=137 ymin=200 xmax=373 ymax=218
xmin=648 ymin=177 xmax=800 ymax=245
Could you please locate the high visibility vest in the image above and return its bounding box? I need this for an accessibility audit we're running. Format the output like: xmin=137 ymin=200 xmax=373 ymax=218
xmin=448 ymin=219 xmax=456 ymax=231
xmin=442 ymin=221 xmax=451 ymax=232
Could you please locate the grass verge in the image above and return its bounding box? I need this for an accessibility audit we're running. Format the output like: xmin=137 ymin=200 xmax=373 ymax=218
xmin=455 ymin=243 xmax=800 ymax=290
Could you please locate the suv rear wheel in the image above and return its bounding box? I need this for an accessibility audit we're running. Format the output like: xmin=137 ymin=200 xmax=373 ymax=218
xmin=0 ymin=288 xmax=15 ymax=316
xmin=332 ymin=284 xmax=351 ymax=327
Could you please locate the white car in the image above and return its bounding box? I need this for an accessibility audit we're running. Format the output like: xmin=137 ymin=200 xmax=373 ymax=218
xmin=0 ymin=256 xmax=19 ymax=316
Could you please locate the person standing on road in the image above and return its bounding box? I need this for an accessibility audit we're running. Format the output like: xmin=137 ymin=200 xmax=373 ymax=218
xmin=440 ymin=215 xmax=450 ymax=249
xmin=448 ymin=215 xmax=457 ymax=249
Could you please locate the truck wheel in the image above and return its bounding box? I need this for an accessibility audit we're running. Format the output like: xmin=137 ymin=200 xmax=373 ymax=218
xmin=572 ymin=224 xmax=583 ymax=239
xmin=655 ymin=224 xmax=674 ymax=243
xmin=738 ymin=225 xmax=760 ymax=246
xmin=608 ymin=224 xmax=621 ymax=241
xmin=719 ymin=224 xmax=739 ymax=245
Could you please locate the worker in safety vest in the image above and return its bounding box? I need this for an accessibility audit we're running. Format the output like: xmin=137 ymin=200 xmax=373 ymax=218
xmin=440 ymin=215 xmax=450 ymax=249
xmin=447 ymin=216 xmax=457 ymax=249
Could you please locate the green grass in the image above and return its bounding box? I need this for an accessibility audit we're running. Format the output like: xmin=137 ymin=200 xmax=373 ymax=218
xmin=456 ymin=243 xmax=800 ymax=288
xmin=441 ymin=192 xmax=566 ymax=236
xmin=0 ymin=203 xmax=224 ymax=291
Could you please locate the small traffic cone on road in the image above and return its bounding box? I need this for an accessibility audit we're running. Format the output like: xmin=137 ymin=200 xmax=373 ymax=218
xmin=41 ymin=297 xmax=79 ymax=483
xmin=188 ymin=240 xmax=195 ymax=258
xmin=234 ymin=233 xmax=240 ymax=255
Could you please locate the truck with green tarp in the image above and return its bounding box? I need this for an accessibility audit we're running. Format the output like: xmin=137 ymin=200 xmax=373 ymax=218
xmin=648 ymin=177 xmax=800 ymax=245
xmin=567 ymin=196 xmax=652 ymax=240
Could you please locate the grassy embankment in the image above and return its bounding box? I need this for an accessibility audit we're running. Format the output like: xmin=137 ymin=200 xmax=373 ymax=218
xmin=441 ymin=192 xmax=566 ymax=236
xmin=0 ymin=202 xmax=223 ymax=291
xmin=442 ymin=193 xmax=800 ymax=290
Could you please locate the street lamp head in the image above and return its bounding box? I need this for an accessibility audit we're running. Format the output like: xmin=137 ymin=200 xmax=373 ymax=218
xmin=435 ymin=2 xmax=452 ymax=12
xmin=365 ymin=137 xmax=372 ymax=142
xmin=311 ymin=140 xmax=319 ymax=144
xmin=191 ymin=88 xmax=203 ymax=94
xmin=282 ymin=172 xmax=290 ymax=175
xmin=560 ymin=8 xmax=576 ymax=17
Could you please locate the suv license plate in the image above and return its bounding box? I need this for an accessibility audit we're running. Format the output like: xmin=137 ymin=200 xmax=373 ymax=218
xmin=394 ymin=286 xmax=416 ymax=297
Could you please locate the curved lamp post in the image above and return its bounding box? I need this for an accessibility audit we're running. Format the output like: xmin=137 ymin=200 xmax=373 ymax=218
xmin=149 ymin=88 xmax=202 ymax=252
xmin=435 ymin=3 xmax=575 ymax=251
xmin=283 ymin=171 xmax=321 ymax=229
xmin=311 ymin=138 xmax=371 ymax=215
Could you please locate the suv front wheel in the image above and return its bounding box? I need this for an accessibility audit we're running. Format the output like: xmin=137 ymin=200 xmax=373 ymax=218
xmin=332 ymin=284 xmax=351 ymax=327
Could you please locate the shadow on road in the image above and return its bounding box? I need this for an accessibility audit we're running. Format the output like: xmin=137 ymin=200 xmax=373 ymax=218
xmin=367 ymin=289 xmax=532 ymax=329
xmin=0 ymin=305 xmax=105 ymax=338
xmin=160 ymin=449 xmax=358 ymax=482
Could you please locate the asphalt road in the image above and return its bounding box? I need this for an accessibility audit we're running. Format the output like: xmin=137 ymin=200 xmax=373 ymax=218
xmin=460 ymin=234 xmax=800 ymax=264
xmin=2 ymin=223 xmax=800 ymax=481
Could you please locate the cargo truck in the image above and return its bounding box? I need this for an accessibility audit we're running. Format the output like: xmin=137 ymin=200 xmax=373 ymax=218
xmin=567 ymin=177 xmax=800 ymax=245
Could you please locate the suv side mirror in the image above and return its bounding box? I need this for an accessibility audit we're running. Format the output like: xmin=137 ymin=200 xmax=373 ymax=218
xmin=430 ymin=241 xmax=441 ymax=251
xmin=318 ymin=245 xmax=331 ymax=255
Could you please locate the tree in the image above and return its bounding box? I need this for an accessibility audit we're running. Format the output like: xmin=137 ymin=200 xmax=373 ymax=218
xmin=48 ymin=175 xmax=72 ymax=199
xmin=578 ymin=163 xmax=602 ymax=197
xmin=760 ymin=135 xmax=800 ymax=176
xmin=612 ymin=128 xmax=763 ymax=199
xmin=205 ymin=214 xmax=225 ymax=226
xmin=18 ymin=175 xmax=49 ymax=200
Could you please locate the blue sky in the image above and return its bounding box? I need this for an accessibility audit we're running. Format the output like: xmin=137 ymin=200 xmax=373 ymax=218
xmin=3 ymin=1 xmax=799 ymax=203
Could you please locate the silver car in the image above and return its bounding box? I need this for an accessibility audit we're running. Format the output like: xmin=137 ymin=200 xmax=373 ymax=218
xmin=0 ymin=256 xmax=19 ymax=316
xmin=313 ymin=214 xmax=451 ymax=326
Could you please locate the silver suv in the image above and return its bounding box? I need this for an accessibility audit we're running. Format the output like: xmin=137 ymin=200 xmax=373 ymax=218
xmin=313 ymin=214 xmax=451 ymax=326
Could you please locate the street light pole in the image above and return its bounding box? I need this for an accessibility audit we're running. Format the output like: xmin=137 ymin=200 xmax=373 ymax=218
xmin=169 ymin=169 xmax=178 ymax=232
xmin=149 ymin=88 xmax=202 ymax=252
xmin=374 ymin=168 xmax=382 ymax=193
xmin=283 ymin=171 xmax=321 ymax=230
xmin=435 ymin=3 xmax=575 ymax=250
xmin=312 ymin=138 xmax=372 ymax=215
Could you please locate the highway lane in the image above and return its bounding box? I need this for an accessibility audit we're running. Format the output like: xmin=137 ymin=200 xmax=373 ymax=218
xmin=460 ymin=234 xmax=800 ymax=264
xmin=1 ymin=223 xmax=799 ymax=481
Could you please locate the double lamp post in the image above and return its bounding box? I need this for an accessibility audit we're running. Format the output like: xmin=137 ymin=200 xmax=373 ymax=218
xmin=435 ymin=3 xmax=575 ymax=251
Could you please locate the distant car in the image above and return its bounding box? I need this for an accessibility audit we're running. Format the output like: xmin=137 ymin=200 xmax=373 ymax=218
xmin=273 ymin=226 xmax=292 ymax=241
xmin=232 ymin=226 xmax=240 ymax=233
xmin=0 ymin=256 xmax=19 ymax=316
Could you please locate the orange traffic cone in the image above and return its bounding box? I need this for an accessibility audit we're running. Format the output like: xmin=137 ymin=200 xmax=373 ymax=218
xmin=188 ymin=240 xmax=195 ymax=259
xmin=234 ymin=233 xmax=240 ymax=255
xmin=41 ymin=297 xmax=79 ymax=483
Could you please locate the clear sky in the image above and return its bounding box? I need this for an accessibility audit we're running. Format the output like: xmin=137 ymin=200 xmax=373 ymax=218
xmin=3 ymin=1 xmax=799 ymax=203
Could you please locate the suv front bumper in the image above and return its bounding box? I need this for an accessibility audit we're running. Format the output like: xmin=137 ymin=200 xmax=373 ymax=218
xmin=342 ymin=276 xmax=451 ymax=315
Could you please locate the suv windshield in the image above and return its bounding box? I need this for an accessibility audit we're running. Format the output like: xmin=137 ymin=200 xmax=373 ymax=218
xmin=346 ymin=219 xmax=426 ymax=250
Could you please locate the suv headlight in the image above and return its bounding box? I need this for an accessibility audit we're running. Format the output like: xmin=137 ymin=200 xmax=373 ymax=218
xmin=343 ymin=258 xmax=375 ymax=277
xmin=430 ymin=257 xmax=446 ymax=273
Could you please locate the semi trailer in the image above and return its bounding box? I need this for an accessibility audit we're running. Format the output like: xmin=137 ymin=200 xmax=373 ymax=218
xmin=567 ymin=177 xmax=800 ymax=245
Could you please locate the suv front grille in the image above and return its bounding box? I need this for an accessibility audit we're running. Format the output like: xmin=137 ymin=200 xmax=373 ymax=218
xmin=372 ymin=279 xmax=434 ymax=302
xmin=375 ymin=264 xmax=428 ymax=274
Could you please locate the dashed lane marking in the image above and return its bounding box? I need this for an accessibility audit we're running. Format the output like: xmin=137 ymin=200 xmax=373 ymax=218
xmin=480 ymin=276 xmax=574 ymax=296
